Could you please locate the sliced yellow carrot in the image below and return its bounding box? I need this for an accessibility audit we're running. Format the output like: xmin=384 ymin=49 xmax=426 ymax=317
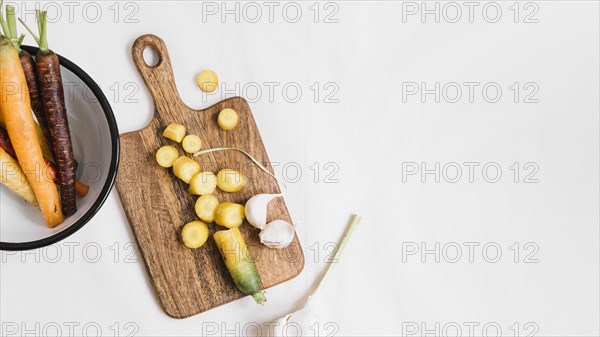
xmin=162 ymin=123 xmax=186 ymax=143
xmin=156 ymin=145 xmax=179 ymax=168
xmin=182 ymin=134 xmax=202 ymax=153
xmin=197 ymin=70 xmax=218 ymax=93
xmin=189 ymin=171 xmax=217 ymax=195
xmin=217 ymin=108 xmax=238 ymax=131
xmin=181 ymin=221 xmax=209 ymax=249
xmin=173 ymin=156 xmax=200 ymax=183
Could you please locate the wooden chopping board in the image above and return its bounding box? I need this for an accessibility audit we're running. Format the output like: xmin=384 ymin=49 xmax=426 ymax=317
xmin=115 ymin=34 xmax=304 ymax=318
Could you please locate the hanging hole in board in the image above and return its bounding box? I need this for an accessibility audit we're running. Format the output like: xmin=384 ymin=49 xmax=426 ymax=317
xmin=142 ymin=45 xmax=160 ymax=67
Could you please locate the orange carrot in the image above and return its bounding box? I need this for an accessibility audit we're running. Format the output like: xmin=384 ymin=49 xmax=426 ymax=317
xmin=0 ymin=35 xmax=63 ymax=227
xmin=75 ymin=180 xmax=89 ymax=197
xmin=0 ymin=101 xmax=54 ymax=161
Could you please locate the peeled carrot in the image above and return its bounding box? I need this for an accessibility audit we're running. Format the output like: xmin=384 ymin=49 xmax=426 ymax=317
xmin=0 ymin=35 xmax=63 ymax=227
xmin=0 ymin=99 xmax=54 ymax=160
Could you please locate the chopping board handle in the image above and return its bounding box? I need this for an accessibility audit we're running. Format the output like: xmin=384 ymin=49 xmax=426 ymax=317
xmin=132 ymin=34 xmax=188 ymax=120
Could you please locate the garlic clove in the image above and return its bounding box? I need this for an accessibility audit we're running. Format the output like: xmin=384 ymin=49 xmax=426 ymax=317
xmin=245 ymin=193 xmax=282 ymax=229
xmin=259 ymin=219 xmax=295 ymax=249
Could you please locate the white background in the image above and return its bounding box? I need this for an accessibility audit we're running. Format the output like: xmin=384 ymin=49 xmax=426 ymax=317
xmin=1 ymin=1 xmax=599 ymax=336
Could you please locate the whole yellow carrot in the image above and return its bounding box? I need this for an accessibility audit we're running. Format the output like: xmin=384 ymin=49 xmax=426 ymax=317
xmin=0 ymin=35 xmax=63 ymax=227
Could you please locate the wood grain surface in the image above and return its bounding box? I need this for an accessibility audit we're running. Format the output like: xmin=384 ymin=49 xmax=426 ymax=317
xmin=115 ymin=34 xmax=304 ymax=318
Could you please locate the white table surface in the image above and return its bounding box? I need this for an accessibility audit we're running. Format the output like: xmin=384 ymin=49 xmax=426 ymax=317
xmin=1 ymin=1 xmax=599 ymax=336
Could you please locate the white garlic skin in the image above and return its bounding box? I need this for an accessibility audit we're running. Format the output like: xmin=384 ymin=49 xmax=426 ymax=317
xmin=271 ymin=314 xmax=292 ymax=337
xmin=244 ymin=193 xmax=282 ymax=229
xmin=259 ymin=219 xmax=295 ymax=249
xmin=272 ymin=309 xmax=325 ymax=337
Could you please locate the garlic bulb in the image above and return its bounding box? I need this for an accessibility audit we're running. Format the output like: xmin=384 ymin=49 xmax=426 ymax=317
xmin=245 ymin=193 xmax=282 ymax=229
xmin=259 ymin=220 xmax=295 ymax=249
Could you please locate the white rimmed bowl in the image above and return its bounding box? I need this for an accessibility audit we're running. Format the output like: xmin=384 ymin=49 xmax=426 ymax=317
xmin=0 ymin=46 xmax=119 ymax=251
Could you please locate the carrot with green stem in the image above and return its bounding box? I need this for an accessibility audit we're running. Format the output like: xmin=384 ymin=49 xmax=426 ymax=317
xmin=0 ymin=35 xmax=63 ymax=226
xmin=214 ymin=227 xmax=267 ymax=304
xmin=20 ymin=10 xmax=77 ymax=216
xmin=0 ymin=3 xmax=54 ymax=162
xmin=0 ymin=4 xmax=55 ymax=160
xmin=0 ymin=1 xmax=20 ymax=48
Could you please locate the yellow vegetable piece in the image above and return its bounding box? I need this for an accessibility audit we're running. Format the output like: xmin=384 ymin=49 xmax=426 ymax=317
xmin=216 ymin=169 xmax=248 ymax=192
xmin=181 ymin=221 xmax=209 ymax=249
xmin=173 ymin=156 xmax=201 ymax=183
xmin=0 ymin=148 xmax=38 ymax=206
xmin=213 ymin=227 xmax=266 ymax=303
xmin=214 ymin=202 xmax=245 ymax=228
xmin=217 ymin=108 xmax=239 ymax=131
xmin=189 ymin=171 xmax=217 ymax=195
xmin=195 ymin=194 xmax=220 ymax=223
xmin=155 ymin=145 xmax=179 ymax=168
xmin=182 ymin=134 xmax=202 ymax=154
xmin=197 ymin=70 xmax=218 ymax=93
xmin=162 ymin=123 xmax=186 ymax=143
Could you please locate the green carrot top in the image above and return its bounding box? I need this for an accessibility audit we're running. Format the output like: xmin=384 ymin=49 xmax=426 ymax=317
xmin=0 ymin=2 xmax=25 ymax=52
xmin=18 ymin=9 xmax=49 ymax=54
